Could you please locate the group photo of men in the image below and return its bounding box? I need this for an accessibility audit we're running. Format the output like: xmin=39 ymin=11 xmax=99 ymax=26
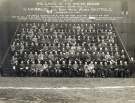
xmin=2 ymin=22 xmax=131 ymax=77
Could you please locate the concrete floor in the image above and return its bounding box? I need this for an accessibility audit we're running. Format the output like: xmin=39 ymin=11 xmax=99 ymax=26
xmin=0 ymin=78 xmax=135 ymax=103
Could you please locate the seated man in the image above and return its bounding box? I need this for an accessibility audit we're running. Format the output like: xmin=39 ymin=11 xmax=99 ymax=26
xmin=48 ymin=51 xmax=55 ymax=61
xmin=119 ymin=61 xmax=125 ymax=77
xmin=84 ymin=62 xmax=89 ymax=77
xmin=108 ymin=61 xmax=115 ymax=77
xmin=78 ymin=61 xmax=85 ymax=77
xmin=31 ymin=61 xmax=37 ymax=77
xmin=67 ymin=60 xmax=73 ymax=77
xmin=29 ymin=51 xmax=34 ymax=61
xmin=19 ymin=60 xmax=25 ymax=77
xmin=32 ymin=35 xmax=38 ymax=43
xmin=61 ymin=60 xmax=67 ymax=77
xmin=38 ymin=51 xmax=44 ymax=62
xmin=114 ymin=61 xmax=119 ymax=77
xmin=99 ymin=62 xmax=105 ymax=77
xmin=37 ymin=60 xmax=43 ymax=77
xmin=48 ymin=60 xmax=55 ymax=77
xmin=105 ymin=52 xmax=112 ymax=62
xmin=42 ymin=61 xmax=49 ymax=77
xmin=123 ymin=61 xmax=130 ymax=77
xmin=55 ymin=61 xmax=61 ymax=77
xmin=72 ymin=61 xmax=79 ymax=77
xmin=88 ymin=61 xmax=95 ymax=77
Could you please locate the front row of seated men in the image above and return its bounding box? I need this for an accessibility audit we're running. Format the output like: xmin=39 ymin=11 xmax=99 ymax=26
xmin=11 ymin=60 xmax=131 ymax=77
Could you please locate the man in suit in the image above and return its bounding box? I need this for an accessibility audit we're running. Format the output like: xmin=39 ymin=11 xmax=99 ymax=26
xmin=72 ymin=61 xmax=79 ymax=77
